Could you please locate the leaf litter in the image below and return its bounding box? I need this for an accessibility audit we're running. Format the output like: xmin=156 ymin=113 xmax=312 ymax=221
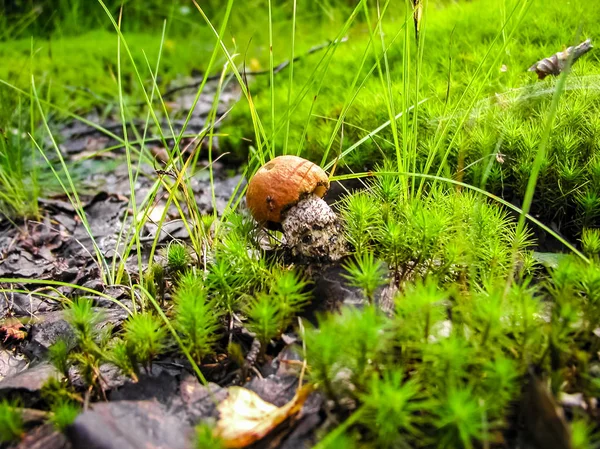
xmin=0 ymin=77 xmax=325 ymax=449
xmin=1 ymin=37 xmax=596 ymax=447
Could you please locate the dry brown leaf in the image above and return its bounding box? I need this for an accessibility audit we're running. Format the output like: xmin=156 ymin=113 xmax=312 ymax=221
xmin=0 ymin=318 xmax=27 ymax=342
xmin=215 ymin=383 xmax=313 ymax=448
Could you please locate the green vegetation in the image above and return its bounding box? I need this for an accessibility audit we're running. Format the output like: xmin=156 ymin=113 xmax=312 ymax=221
xmin=0 ymin=399 xmax=24 ymax=443
xmin=221 ymin=0 xmax=600 ymax=237
xmin=165 ymin=241 xmax=192 ymax=279
xmin=195 ymin=421 xmax=225 ymax=449
xmin=0 ymin=122 xmax=40 ymax=219
xmin=49 ymin=400 xmax=80 ymax=432
xmin=0 ymin=1 xmax=339 ymax=114
xmin=304 ymin=256 xmax=600 ymax=447
xmin=582 ymin=228 xmax=600 ymax=259
xmin=172 ymin=272 xmax=222 ymax=363
xmin=48 ymin=338 xmax=72 ymax=378
xmin=244 ymin=270 xmax=310 ymax=358
xmin=0 ymin=89 xmax=44 ymax=220
xmin=122 ymin=312 xmax=167 ymax=371
xmin=342 ymin=251 xmax=387 ymax=304
xmin=0 ymin=0 xmax=599 ymax=447
xmin=63 ymin=298 xmax=109 ymax=391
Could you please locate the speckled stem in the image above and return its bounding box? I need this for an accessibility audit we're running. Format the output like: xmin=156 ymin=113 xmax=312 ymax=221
xmin=281 ymin=194 xmax=347 ymax=261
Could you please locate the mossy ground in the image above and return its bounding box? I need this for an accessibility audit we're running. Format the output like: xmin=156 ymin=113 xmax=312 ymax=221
xmin=221 ymin=0 xmax=600 ymax=236
xmin=0 ymin=2 xmax=340 ymax=117
xmin=2 ymin=1 xmax=598 ymax=236
xmin=0 ymin=1 xmax=600 ymax=448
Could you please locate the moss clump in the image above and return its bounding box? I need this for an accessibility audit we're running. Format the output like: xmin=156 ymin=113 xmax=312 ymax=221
xmin=122 ymin=312 xmax=167 ymax=371
xmin=0 ymin=399 xmax=24 ymax=443
xmin=306 ymin=253 xmax=600 ymax=448
xmin=341 ymin=183 xmax=534 ymax=286
xmin=173 ymin=271 xmax=223 ymax=363
xmin=49 ymin=400 xmax=80 ymax=433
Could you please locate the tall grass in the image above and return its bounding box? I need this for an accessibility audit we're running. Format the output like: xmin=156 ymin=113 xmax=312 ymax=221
xmin=0 ymin=5 xmax=596 ymax=449
xmin=0 ymin=100 xmax=40 ymax=221
xmin=0 ymin=0 xmax=594 ymax=403
xmin=0 ymin=0 xmax=588 ymax=299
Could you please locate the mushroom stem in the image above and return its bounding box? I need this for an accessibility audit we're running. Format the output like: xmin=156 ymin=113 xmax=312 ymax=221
xmin=281 ymin=194 xmax=347 ymax=261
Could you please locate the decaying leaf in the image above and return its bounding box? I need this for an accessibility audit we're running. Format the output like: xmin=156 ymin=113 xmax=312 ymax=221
xmin=0 ymin=318 xmax=27 ymax=342
xmin=215 ymin=383 xmax=313 ymax=448
xmin=521 ymin=368 xmax=572 ymax=449
xmin=528 ymin=38 xmax=593 ymax=80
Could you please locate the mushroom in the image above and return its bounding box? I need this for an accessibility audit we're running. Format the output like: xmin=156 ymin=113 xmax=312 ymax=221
xmin=246 ymin=155 xmax=346 ymax=261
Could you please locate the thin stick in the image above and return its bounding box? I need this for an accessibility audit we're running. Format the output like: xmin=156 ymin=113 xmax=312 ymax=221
xmin=159 ymin=37 xmax=349 ymax=100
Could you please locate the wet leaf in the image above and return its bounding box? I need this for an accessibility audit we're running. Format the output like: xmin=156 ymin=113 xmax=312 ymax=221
xmin=215 ymin=383 xmax=313 ymax=448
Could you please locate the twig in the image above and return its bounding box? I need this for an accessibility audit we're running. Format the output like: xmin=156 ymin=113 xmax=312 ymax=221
xmin=529 ymin=38 xmax=593 ymax=80
xmin=160 ymin=37 xmax=349 ymax=100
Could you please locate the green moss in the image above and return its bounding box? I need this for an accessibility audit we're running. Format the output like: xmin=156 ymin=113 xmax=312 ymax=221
xmin=165 ymin=241 xmax=191 ymax=278
xmin=1 ymin=1 xmax=600 ymax=446
xmin=0 ymin=30 xmax=212 ymax=114
xmin=0 ymin=2 xmax=341 ymax=116
xmin=341 ymin=185 xmax=534 ymax=285
xmin=342 ymin=252 xmax=387 ymax=304
xmin=221 ymin=0 xmax=600 ymax=235
xmin=173 ymin=272 xmax=223 ymax=363
xmin=123 ymin=312 xmax=167 ymax=370
xmin=48 ymin=338 xmax=72 ymax=378
xmin=0 ymin=399 xmax=24 ymax=443
xmin=195 ymin=421 xmax=224 ymax=449
xmin=50 ymin=401 xmax=80 ymax=433
xmin=244 ymin=268 xmax=310 ymax=358
xmin=305 ymin=252 xmax=600 ymax=448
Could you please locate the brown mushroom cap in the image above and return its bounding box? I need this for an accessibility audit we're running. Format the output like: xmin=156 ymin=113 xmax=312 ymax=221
xmin=246 ymin=155 xmax=329 ymax=224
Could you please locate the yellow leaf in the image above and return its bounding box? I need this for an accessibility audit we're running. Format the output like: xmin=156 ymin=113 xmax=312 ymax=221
xmin=215 ymin=383 xmax=313 ymax=448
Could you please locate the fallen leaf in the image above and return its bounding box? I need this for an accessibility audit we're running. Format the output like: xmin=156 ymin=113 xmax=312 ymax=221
xmin=215 ymin=383 xmax=313 ymax=448
xmin=0 ymin=318 xmax=27 ymax=342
